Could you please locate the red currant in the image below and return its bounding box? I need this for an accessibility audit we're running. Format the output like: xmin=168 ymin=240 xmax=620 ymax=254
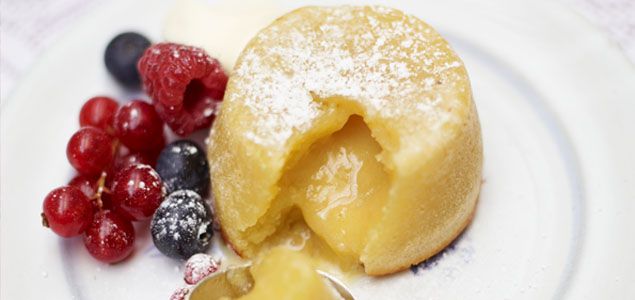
xmin=113 ymin=100 xmax=164 ymax=152
xmin=105 ymin=147 xmax=160 ymax=204
xmin=112 ymin=148 xmax=159 ymax=172
xmin=83 ymin=210 xmax=135 ymax=263
xmin=69 ymin=173 xmax=113 ymax=209
xmin=68 ymin=175 xmax=98 ymax=198
xmin=67 ymin=127 xmax=116 ymax=176
xmin=111 ymin=164 xmax=164 ymax=221
xmin=42 ymin=186 xmax=94 ymax=237
xmin=79 ymin=96 xmax=119 ymax=134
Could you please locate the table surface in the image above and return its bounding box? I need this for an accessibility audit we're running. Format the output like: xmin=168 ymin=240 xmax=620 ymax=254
xmin=1 ymin=0 xmax=634 ymax=104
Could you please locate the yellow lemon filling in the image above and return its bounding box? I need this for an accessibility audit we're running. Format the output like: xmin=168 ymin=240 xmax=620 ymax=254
xmin=189 ymin=248 xmax=342 ymax=300
xmin=237 ymin=114 xmax=388 ymax=274
xmin=239 ymin=248 xmax=342 ymax=300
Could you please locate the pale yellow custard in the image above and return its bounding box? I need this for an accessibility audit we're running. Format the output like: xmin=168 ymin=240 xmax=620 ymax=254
xmin=188 ymin=248 xmax=343 ymax=300
xmin=238 ymin=248 xmax=342 ymax=300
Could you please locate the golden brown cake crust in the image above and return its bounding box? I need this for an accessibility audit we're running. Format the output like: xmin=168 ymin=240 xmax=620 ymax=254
xmin=367 ymin=194 xmax=480 ymax=276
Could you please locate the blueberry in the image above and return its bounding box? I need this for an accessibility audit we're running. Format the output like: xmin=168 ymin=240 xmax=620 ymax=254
xmin=150 ymin=190 xmax=214 ymax=259
xmin=104 ymin=32 xmax=151 ymax=88
xmin=156 ymin=140 xmax=210 ymax=196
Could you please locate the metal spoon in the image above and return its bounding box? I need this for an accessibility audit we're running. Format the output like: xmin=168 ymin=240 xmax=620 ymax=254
xmin=316 ymin=270 xmax=355 ymax=300
xmin=187 ymin=264 xmax=355 ymax=300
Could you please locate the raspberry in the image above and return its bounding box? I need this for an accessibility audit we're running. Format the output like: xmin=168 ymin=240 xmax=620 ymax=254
xmin=138 ymin=43 xmax=227 ymax=136
xmin=184 ymin=254 xmax=220 ymax=285
xmin=169 ymin=287 xmax=190 ymax=300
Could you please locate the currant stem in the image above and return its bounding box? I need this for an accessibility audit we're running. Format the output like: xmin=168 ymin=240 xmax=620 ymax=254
xmin=93 ymin=171 xmax=109 ymax=210
xmin=41 ymin=212 xmax=49 ymax=228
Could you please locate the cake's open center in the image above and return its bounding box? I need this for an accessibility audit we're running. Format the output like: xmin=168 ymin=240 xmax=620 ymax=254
xmin=244 ymin=115 xmax=390 ymax=271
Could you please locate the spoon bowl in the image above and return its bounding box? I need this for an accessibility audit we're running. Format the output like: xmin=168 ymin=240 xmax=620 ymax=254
xmin=187 ymin=263 xmax=355 ymax=300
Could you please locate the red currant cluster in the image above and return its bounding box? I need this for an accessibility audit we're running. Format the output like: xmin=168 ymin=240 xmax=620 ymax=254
xmin=41 ymin=96 xmax=166 ymax=263
xmin=42 ymin=31 xmax=227 ymax=264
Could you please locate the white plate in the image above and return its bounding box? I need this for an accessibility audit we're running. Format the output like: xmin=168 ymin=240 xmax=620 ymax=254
xmin=2 ymin=0 xmax=634 ymax=299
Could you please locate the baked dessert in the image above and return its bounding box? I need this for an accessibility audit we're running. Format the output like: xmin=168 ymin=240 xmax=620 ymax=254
xmin=208 ymin=5 xmax=482 ymax=275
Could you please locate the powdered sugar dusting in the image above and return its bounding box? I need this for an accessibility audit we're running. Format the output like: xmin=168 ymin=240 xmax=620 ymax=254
xmin=228 ymin=5 xmax=468 ymax=149
xmin=169 ymin=287 xmax=189 ymax=300
xmin=151 ymin=190 xmax=210 ymax=241
xmin=184 ymin=253 xmax=221 ymax=285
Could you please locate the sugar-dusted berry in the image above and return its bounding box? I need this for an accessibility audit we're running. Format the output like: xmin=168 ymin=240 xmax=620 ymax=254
xmin=138 ymin=43 xmax=227 ymax=135
xmin=83 ymin=210 xmax=135 ymax=263
xmin=150 ymin=190 xmax=213 ymax=259
xmin=79 ymin=96 xmax=119 ymax=134
xmin=184 ymin=253 xmax=220 ymax=284
xmin=42 ymin=186 xmax=94 ymax=237
xmin=113 ymin=100 xmax=165 ymax=152
xmin=111 ymin=164 xmax=164 ymax=221
xmin=66 ymin=127 xmax=116 ymax=176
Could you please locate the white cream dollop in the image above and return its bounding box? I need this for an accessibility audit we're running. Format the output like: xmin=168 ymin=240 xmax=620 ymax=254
xmin=163 ymin=0 xmax=285 ymax=71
